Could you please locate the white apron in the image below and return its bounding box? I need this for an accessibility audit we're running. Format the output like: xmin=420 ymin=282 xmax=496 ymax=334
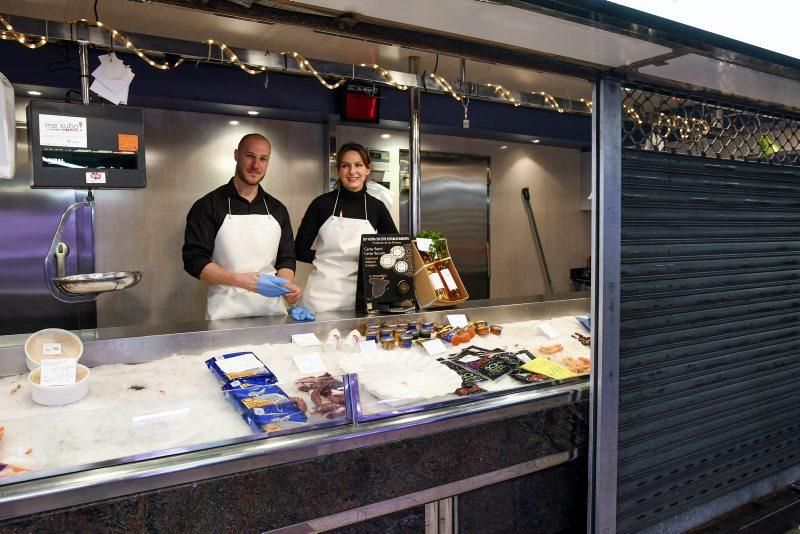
xmin=206 ymin=197 xmax=287 ymax=320
xmin=303 ymin=190 xmax=376 ymax=313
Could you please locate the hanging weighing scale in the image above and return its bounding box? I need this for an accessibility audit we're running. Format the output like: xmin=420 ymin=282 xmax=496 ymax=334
xmin=29 ymin=35 xmax=144 ymax=303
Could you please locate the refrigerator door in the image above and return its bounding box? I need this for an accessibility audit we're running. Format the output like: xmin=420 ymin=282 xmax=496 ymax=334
xmin=401 ymin=150 xmax=489 ymax=300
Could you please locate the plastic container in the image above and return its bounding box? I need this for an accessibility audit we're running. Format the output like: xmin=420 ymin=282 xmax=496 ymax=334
xmin=341 ymin=330 xmax=361 ymax=353
xmin=323 ymin=329 xmax=341 ymax=353
xmin=28 ymin=364 xmax=90 ymax=406
xmin=24 ymin=328 xmax=84 ymax=372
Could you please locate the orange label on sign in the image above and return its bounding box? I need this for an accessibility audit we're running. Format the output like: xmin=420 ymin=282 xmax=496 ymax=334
xmin=118 ymin=134 xmax=139 ymax=152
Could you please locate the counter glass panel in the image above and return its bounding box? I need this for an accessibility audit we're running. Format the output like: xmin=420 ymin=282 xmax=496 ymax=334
xmin=0 ymin=297 xmax=590 ymax=487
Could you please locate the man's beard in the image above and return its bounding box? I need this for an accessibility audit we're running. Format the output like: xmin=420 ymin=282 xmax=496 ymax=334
xmin=236 ymin=167 xmax=265 ymax=186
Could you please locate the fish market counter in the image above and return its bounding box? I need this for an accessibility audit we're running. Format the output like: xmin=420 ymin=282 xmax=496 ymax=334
xmin=0 ymin=296 xmax=590 ymax=532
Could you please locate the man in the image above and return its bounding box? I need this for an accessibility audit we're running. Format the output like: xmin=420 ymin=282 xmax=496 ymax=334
xmin=182 ymin=133 xmax=307 ymax=320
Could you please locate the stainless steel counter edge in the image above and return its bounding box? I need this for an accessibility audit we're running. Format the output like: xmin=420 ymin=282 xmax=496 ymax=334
xmin=0 ymin=382 xmax=588 ymax=520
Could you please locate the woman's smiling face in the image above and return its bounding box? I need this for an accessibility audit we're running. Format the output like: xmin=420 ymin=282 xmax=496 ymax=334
xmin=337 ymin=150 xmax=371 ymax=192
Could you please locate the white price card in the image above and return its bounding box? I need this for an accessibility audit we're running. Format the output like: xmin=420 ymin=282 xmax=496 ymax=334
xmin=42 ymin=342 xmax=62 ymax=355
xmin=447 ymin=314 xmax=468 ymax=327
xmin=415 ymin=238 xmax=432 ymax=252
xmin=359 ymin=340 xmax=378 ymax=353
xmin=515 ymin=351 xmax=532 ymax=363
xmin=458 ymin=355 xmax=481 ymax=363
xmin=40 ymin=358 xmax=77 ymax=386
xmin=422 ymin=338 xmax=448 ymax=355
xmin=215 ymin=353 xmax=264 ymax=375
xmin=293 ymin=352 xmax=326 ymax=375
xmin=292 ymin=333 xmax=322 ymax=346
xmin=538 ymin=321 xmax=560 ymax=340
xmin=38 ymin=114 xmax=87 ymax=148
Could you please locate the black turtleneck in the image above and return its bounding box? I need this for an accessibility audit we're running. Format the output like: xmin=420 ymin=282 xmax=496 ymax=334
xmin=295 ymin=187 xmax=398 ymax=263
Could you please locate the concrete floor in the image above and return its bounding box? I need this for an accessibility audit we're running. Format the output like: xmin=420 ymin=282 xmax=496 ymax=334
xmin=690 ymin=485 xmax=800 ymax=534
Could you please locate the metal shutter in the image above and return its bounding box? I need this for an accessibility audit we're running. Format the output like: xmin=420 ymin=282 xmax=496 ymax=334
xmin=616 ymin=149 xmax=800 ymax=532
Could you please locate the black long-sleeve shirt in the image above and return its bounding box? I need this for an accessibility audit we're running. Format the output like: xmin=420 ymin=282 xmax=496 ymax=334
xmin=182 ymin=179 xmax=296 ymax=278
xmin=295 ymin=187 xmax=398 ymax=263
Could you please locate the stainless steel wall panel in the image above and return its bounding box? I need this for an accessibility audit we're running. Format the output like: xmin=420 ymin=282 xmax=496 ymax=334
xmin=616 ymin=149 xmax=800 ymax=532
xmin=419 ymin=153 xmax=490 ymax=299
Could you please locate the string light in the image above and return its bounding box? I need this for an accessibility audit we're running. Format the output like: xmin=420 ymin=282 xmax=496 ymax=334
xmin=360 ymin=64 xmax=407 ymax=90
xmin=0 ymin=15 xmax=47 ymax=48
xmin=653 ymin=112 xmax=710 ymax=141
xmin=623 ymin=104 xmax=643 ymax=124
xmin=69 ymin=19 xmax=182 ymax=70
xmin=535 ymin=91 xmax=564 ymax=113
xmin=204 ymin=39 xmax=265 ymax=75
xmin=429 ymin=73 xmax=462 ymax=102
xmin=6 ymin=14 xmax=591 ymax=114
xmin=486 ymin=83 xmax=520 ymax=107
xmin=284 ymin=51 xmax=345 ymax=90
xmin=580 ymin=98 xmax=593 ymax=113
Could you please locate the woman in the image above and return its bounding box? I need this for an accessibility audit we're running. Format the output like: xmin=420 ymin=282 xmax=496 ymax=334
xmin=296 ymin=142 xmax=398 ymax=313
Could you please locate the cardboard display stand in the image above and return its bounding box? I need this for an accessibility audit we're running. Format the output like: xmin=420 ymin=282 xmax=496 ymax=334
xmin=410 ymin=238 xmax=469 ymax=309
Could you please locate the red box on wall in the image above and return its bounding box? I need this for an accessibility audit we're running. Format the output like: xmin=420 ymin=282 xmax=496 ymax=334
xmin=341 ymin=82 xmax=380 ymax=123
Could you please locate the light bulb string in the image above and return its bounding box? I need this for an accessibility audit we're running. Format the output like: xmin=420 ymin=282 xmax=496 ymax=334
xmin=359 ymin=64 xmax=407 ymax=90
xmin=68 ymin=19 xmax=183 ymax=70
xmin=0 ymin=14 xmax=47 ymax=49
xmin=204 ymin=39 xmax=264 ymax=75
xmin=429 ymin=72 xmax=472 ymax=116
xmin=7 ymin=15 xmax=593 ymax=113
xmin=283 ymin=51 xmax=345 ymax=90
xmin=487 ymin=83 xmax=520 ymax=107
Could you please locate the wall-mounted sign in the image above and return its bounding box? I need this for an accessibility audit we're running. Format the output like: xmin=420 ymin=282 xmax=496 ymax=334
xmin=27 ymin=101 xmax=146 ymax=189
xmin=38 ymin=114 xmax=87 ymax=148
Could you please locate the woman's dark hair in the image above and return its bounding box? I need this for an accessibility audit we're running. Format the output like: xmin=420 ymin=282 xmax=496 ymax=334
xmin=335 ymin=142 xmax=371 ymax=188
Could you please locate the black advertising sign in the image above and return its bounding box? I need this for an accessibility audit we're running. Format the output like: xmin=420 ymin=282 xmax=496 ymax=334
xmin=359 ymin=234 xmax=415 ymax=310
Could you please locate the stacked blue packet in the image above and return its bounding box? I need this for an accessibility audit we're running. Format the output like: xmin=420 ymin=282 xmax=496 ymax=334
xmin=243 ymin=405 xmax=308 ymax=433
xmin=204 ymin=351 xmax=277 ymax=384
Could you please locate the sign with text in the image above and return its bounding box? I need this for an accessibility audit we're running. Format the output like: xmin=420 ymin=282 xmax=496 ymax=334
xmin=359 ymin=234 xmax=415 ymax=310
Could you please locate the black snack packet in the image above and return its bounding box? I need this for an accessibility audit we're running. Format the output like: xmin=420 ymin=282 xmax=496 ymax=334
xmin=508 ymin=369 xmax=554 ymax=384
xmin=452 ymin=351 xmax=515 ymax=380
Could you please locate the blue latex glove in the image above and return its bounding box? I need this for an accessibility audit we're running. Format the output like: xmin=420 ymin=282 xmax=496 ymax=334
xmin=257 ymin=274 xmax=290 ymax=297
xmin=290 ymin=306 xmax=315 ymax=322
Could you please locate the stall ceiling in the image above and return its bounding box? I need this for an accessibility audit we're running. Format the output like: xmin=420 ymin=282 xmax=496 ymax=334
xmin=0 ymin=0 xmax=593 ymax=101
xmin=281 ymin=0 xmax=800 ymax=111
xmin=284 ymin=0 xmax=672 ymax=68
xmin=638 ymin=54 xmax=800 ymax=111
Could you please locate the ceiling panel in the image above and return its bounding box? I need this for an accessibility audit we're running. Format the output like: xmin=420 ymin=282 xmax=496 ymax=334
xmin=639 ymin=54 xmax=800 ymax=111
xmin=287 ymin=0 xmax=672 ymax=67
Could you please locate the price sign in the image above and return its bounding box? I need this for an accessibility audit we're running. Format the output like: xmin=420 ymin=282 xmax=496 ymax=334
xmin=521 ymin=358 xmax=576 ymax=380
